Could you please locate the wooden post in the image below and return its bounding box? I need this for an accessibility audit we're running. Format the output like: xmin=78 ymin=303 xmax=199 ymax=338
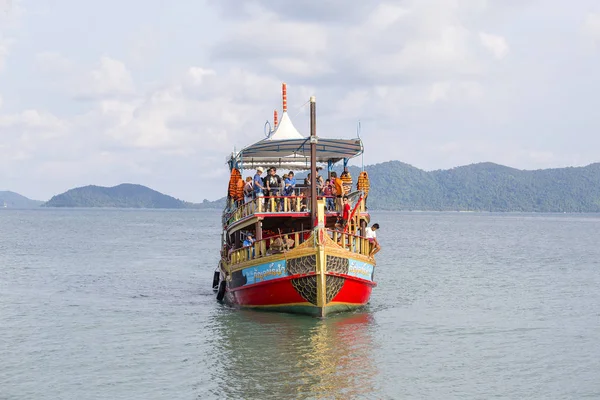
xmin=256 ymin=221 xmax=262 ymax=241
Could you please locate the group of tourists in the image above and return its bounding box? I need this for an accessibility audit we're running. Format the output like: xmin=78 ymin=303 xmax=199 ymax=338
xmin=243 ymin=165 xmax=368 ymax=212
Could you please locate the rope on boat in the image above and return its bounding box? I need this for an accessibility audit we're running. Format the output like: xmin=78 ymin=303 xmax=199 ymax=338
xmin=292 ymin=99 xmax=311 ymax=119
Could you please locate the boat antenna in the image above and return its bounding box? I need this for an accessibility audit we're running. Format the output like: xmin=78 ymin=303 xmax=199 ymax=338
xmin=310 ymin=96 xmax=317 ymax=229
xmin=358 ymin=121 xmax=364 ymax=171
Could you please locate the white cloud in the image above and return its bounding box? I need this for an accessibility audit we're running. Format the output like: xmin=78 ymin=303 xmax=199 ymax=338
xmin=75 ymin=56 xmax=135 ymax=99
xmin=479 ymin=32 xmax=509 ymax=59
xmin=187 ymin=67 xmax=216 ymax=85
xmin=0 ymin=35 xmax=13 ymax=71
xmin=35 ymin=51 xmax=74 ymax=74
xmin=2 ymin=0 xmax=600 ymax=202
xmin=365 ymin=3 xmax=409 ymax=30
xmin=582 ymin=12 xmax=600 ymax=45
xmin=0 ymin=109 xmax=68 ymax=133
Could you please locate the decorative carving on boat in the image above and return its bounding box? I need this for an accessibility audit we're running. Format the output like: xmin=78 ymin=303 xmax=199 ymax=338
xmin=326 ymin=276 xmax=345 ymax=303
xmin=326 ymin=255 xmax=349 ymax=275
xmin=291 ymin=275 xmax=346 ymax=305
xmin=287 ymin=255 xmax=315 ymax=275
xmin=291 ymin=276 xmax=318 ymax=305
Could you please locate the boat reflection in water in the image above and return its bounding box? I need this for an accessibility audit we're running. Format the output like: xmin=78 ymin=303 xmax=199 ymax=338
xmin=206 ymin=310 xmax=380 ymax=398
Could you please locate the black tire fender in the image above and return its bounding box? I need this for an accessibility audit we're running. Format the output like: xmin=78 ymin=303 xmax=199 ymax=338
xmin=216 ymin=280 xmax=226 ymax=302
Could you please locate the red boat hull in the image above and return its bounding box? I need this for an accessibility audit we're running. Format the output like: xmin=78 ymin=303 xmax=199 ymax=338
xmin=226 ymin=273 xmax=376 ymax=317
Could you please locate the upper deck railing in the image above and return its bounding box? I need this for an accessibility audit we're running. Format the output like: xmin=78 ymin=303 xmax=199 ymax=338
xmin=224 ymin=190 xmax=367 ymax=227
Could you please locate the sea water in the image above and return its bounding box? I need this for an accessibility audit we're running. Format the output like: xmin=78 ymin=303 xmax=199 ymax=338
xmin=1 ymin=209 xmax=600 ymax=399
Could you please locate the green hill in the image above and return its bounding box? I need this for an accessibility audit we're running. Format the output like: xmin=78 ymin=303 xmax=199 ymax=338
xmin=43 ymin=184 xmax=196 ymax=208
xmin=359 ymin=161 xmax=600 ymax=212
xmin=35 ymin=161 xmax=600 ymax=212
xmin=0 ymin=191 xmax=43 ymax=208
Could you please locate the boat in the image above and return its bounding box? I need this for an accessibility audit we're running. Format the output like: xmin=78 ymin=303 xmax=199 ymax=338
xmin=213 ymin=83 xmax=377 ymax=317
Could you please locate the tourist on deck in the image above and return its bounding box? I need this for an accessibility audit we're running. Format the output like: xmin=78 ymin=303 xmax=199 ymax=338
xmin=266 ymin=167 xmax=282 ymax=211
xmin=323 ymin=179 xmax=335 ymax=211
xmin=253 ymin=167 xmax=265 ymax=199
xmin=243 ymin=177 xmax=253 ymax=203
xmin=243 ymin=233 xmax=254 ymax=247
xmin=365 ymin=223 xmax=380 ymax=258
xmin=341 ymin=167 xmax=352 ymax=195
xmin=335 ymin=195 xmax=351 ymax=231
xmin=284 ymin=171 xmax=297 ymax=211
xmin=243 ymin=233 xmax=255 ymax=258
xmin=316 ymin=166 xmax=325 ymax=193
xmin=301 ymin=173 xmax=312 ymax=211
xmin=331 ymin=171 xmax=344 ymax=212
xmin=284 ymin=171 xmax=296 ymax=195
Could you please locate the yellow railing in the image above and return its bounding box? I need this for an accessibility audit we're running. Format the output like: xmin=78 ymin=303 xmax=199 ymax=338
xmin=226 ymin=193 xmax=367 ymax=227
xmin=328 ymin=229 xmax=371 ymax=258
xmin=227 ymin=228 xmax=372 ymax=266
xmin=228 ymin=230 xmax=311 ymax=264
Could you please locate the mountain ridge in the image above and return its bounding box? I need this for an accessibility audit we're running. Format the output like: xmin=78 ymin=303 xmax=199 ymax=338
xmin=0 ymin=191 xmax=44 ymax=208
xmin=6 ymin=160 xmax=600 ymax=212
xmin=42 ymin=183 xmax=208 ymax=209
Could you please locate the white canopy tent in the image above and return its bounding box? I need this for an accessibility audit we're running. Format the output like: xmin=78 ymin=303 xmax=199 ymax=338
xmin=227 ymin=111 xmax=363 ymax=171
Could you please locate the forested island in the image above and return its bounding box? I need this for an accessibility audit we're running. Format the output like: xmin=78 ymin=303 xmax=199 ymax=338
xmin=4 ymin=161 xmax=600 ymax=212
xmin=42 ymin=184 xmax=208 ymax=209
xmin=362 ymin=161 xmax=600 ymax=212
xmin=0 ymin=191 xmax=43 ymax=208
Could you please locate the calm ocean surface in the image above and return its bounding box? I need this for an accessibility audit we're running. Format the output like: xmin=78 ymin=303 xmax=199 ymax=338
xmin=1 ymin=209 xmax=600 ymax=399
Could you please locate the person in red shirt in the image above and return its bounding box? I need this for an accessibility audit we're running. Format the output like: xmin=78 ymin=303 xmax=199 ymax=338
xmin=335 ymin=196 xmax=351 ymax=231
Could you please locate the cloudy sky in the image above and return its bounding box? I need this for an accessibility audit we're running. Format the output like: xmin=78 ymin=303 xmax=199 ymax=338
xmin=1 ymin=0 xmax=600 ymax=202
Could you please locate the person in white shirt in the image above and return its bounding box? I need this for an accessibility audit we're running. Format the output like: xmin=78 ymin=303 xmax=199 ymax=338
xmin=365 ymin=223 xmax=380 ymax=258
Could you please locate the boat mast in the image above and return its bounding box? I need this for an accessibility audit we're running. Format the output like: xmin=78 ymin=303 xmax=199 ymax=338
xmin=310 ymin=96 xmax=317 ymax=228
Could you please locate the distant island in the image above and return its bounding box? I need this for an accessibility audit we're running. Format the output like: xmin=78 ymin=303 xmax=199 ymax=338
xmin=4 ymin=161 xmax=600 ymax=212
xmin=360 ymin=161 xmax=600 ymax=212
xmin=42 ymin=184 xmax=219 ymax=209
xmin=0 ymin=191 xmax=43 ymax=209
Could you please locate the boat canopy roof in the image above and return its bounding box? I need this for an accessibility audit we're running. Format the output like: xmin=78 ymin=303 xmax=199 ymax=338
xmin=228 ymin=111 xmax=363 ymax=171
xmin=230 ymin=138 xmax=363 ymax=171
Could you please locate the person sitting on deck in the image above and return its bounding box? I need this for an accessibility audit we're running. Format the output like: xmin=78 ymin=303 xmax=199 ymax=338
xmin=269 ymin=236 xmax=294 ymax=254
xmin=365 ymin=223 xmax=380 ymax=259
